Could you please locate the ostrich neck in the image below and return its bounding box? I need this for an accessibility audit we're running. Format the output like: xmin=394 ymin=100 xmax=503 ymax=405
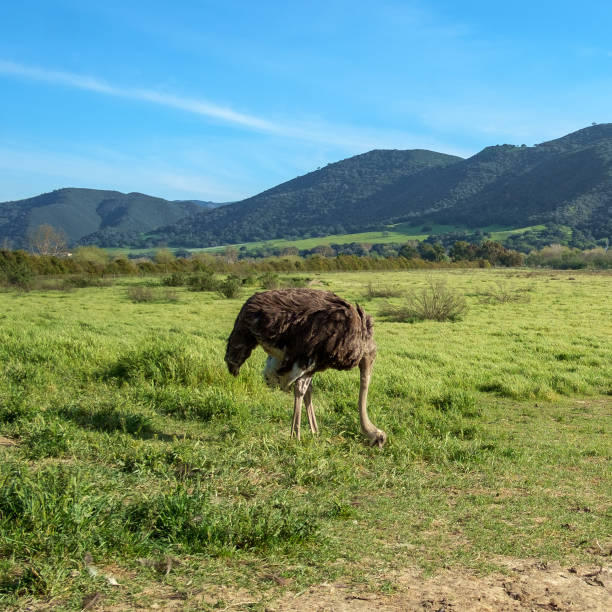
xmin=358 ymin=356 xmax=378 ymax=437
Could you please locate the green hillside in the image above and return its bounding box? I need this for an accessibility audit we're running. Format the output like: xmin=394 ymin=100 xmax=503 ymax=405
xmin=0 ymin=188 xmax=202 ymax=249
xmin=150 ymin=149 xmax=463 ymax=247
xmin=152 ymin=124 xmax=612 ymax=249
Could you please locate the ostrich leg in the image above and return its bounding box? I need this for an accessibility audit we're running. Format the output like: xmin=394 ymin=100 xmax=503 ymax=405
xmin=291 ymin=376 xmax=312 ymax=440
xmin=305 ymin=381 xmax=319 ymax=434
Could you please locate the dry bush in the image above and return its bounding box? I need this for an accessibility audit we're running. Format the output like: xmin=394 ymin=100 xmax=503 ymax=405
xmin=380 ymin=280 xmax=468 ymax=322
xmin=127 ymin=287 xmax=155 ymax=303
xmin=363 ymin=282 xmax=403 ymax=299
xmin=478 ymin=281 xmax=532 ymax=304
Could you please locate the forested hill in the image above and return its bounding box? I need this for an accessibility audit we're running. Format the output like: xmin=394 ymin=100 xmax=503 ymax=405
xmin=152 ymin=124 xmax=612 ymax=247
xmin=0 ymin=188 xmax=203 ymax=248
xmin=150 ymin=149 xmax=464 ymax=246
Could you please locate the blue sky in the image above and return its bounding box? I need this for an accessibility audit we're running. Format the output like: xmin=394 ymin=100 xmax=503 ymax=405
xmin=1 ymin=0 xmax=611 ymax=202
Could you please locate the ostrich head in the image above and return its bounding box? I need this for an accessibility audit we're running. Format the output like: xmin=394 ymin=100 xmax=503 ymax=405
xmin=368 ymin=428 xmax=387 ymax=448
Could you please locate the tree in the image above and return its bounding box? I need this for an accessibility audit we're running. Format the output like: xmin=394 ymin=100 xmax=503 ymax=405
xmin=27 ymin=224 xmax=68 ymax=256
xmin=399 ymin=242 xmax=418 ymax=259
xmin=449 ymin=241 xmax=476 ymax=261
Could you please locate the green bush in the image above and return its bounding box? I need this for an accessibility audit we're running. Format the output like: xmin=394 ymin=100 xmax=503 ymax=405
xmin=161 ymin=272 xmax=186 ymax=287
xmin=127 ymin=286 xmax=179 ymax=303
xmin=0 ymin=262 xmax=34 ymax=291
xmin=187 ymin=271 xmax=219 ymax=291
xmin=217 ymin=275 xmax=242 ymax=299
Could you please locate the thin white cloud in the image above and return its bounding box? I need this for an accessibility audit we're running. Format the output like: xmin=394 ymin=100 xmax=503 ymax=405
xmin=0 ymin=58 xmax=466 ymax=154
xmin=0 ymin=59 xmax=275 ymax=133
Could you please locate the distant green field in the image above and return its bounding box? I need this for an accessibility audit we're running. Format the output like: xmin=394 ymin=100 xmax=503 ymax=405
xmin=190 ymin=223 xmax=545 ymax=253
xmin=0 ymin=269 xmax=610 ymax=609
xmin=105 ymin=224 xmax=545 ymax=256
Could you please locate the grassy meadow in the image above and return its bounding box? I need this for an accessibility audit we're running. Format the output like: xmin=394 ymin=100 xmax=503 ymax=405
xmin=0 ymin=269 xmax=610 ymax=609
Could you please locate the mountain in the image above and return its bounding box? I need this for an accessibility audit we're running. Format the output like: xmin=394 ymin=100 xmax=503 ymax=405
xmin=152 ymin=149 xmax=464 ymax=246
xmin=2 ymin=125 xmax=611 ymax=251
xmin=152 ymin=124 xmax=612 ymax=248
xmin=0 ymin=188 xmax=202 ymax=249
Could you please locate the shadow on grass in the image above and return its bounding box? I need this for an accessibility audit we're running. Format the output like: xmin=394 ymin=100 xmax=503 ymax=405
xmin=59 ymin=405 xmax=176 ymax=441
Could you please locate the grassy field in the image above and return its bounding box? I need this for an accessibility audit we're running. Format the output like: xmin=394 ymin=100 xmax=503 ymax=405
xmin=0 ymin=269 xmax=610 ymax=610
xmin=106 ymin=223 xmax=545 ymax=256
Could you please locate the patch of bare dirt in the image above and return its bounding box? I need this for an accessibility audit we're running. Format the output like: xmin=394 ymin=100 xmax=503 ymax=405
xmin=272 ymin=563 xmax=611 ymax=612
xmin=20 ymin=562 xmax=612 ymax=611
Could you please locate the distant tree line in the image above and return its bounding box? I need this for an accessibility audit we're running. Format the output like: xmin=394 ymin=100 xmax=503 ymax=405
xmin=1 ymin=239 xmax=609 ymax=290
xmin=79 ymin=219 xmax=611 ymax=255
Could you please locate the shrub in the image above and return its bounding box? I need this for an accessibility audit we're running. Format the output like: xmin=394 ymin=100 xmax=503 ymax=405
xmin=260 ymin=272 xmax=281 ymax=289
xmin=161 ymin=272 xmax=186 ymax=287
xmin=285 ymin=276 xmax=310 ymax=288
xmin=187 ymin=271 xmax=219 ymax=292
xmin=127 ymin=286 xmax=155 ymax=303
xmin=259 ymin=273 xmax=309 ymax=290
xmin=380 ymin=280 xmax=468 ymax=322
xmin=478 ymin=281 xmax=531 ymax=304
xmin=217 ymin=275 xmax=242 ymax=299
xmin=127 ymin=287 xmax=179 ymax=303
xmin=363 ymin=282 xmax=403 ymax=299
xmin=0 ymin=262 xmax=34 ymax=291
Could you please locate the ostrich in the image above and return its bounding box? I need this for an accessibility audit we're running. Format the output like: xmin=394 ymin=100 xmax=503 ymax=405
xmin=225 ymin=288 xmax=386 ymax=447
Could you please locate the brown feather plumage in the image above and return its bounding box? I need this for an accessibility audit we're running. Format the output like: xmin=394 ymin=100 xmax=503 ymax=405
xmin=225 ymin=288 xmax=375 ymax=376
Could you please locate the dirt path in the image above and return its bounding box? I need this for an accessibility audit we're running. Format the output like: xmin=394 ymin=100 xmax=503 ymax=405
xmin=89 ymin=561 xmax=611 ymax=611
xmin=272 ymin=563 xmax=611 ymax=611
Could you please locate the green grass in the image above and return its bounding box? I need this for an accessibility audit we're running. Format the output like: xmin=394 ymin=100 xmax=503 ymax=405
xmin=0 ymin=269 xmax=610 ymax=609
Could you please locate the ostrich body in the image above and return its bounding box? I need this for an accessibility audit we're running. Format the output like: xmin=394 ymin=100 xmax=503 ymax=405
xmin=225 ymin=288 xmax=386 ymax=447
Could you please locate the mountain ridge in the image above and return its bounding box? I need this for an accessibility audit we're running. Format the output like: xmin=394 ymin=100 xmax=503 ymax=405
xmin=1 ymin=124 xmax=611 ymax=250
xmin=150 ymin=124 xmax=611 ymax=247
